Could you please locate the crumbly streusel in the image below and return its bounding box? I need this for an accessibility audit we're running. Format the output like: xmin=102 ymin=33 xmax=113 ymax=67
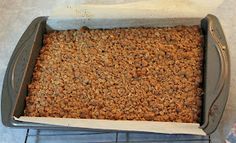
xmin=24 ymin=26 xmax=203 ymax=123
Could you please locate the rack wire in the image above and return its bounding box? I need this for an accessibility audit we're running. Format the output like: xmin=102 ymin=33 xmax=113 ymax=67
xmin=24 ymin=129 xmax=210 ymax=143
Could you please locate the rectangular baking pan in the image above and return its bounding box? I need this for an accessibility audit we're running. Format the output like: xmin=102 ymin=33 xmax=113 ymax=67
xmin=1 ymin=14 xmax=230 ymax=135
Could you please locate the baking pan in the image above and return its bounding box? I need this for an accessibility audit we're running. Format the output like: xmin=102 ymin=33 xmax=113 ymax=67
xmin=1 ymin=14 xmax=230 ymax=135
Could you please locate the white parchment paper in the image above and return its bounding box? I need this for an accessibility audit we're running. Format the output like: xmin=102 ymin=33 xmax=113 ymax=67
xmin=15 ymin=117 xmax=206 ymax=135
xmin=50 ymin=0 xmax=224 ymax=19
xmin=15 ymin=0 xmax=224 ymax=135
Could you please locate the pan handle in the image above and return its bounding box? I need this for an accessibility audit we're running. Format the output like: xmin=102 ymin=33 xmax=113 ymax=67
xmin=1 ymin=17 xmax=47 ymax=127
xmin=200 ymin=14 xmax=230 ymax=134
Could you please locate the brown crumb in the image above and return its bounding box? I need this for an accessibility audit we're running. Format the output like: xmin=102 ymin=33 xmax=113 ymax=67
xmin=24 ymin=26 xmax=204 ymax=123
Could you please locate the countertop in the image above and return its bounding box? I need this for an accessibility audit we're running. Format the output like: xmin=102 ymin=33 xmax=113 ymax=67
xmin=0 ymin=0 xmax=235 ymax=143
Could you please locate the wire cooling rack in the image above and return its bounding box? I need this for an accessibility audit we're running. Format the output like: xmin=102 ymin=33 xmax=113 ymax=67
xmin=24 ymin=129 xmax=210 ymax=143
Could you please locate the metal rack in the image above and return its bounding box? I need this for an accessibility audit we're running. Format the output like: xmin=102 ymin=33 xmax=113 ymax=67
xmin=24 ymin=129 xmax=210 ymax=143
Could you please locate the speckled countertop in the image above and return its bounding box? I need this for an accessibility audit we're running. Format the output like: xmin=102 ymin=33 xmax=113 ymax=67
xmin=0 ymin=0 xmax=235 ymax=143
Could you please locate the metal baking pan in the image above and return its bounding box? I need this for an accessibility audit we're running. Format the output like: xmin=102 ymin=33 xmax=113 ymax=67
xmin=1 ymin=14 xmax=230 ymax=135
